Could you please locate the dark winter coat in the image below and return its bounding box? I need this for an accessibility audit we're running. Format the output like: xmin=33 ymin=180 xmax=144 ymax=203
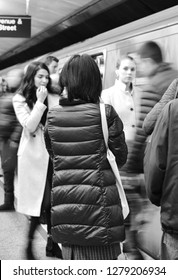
xmin=144 ymin=99 xmax=178 ymax=234
xmin=129 ymin=63 xmax=178 ymax=173
xmin=0 ymin=92 xmax=22 ymax=143
xmin=143 ymin=78 xmax=178 ymax=135
xmin=44 ymin=100 xmax=128 ymax=246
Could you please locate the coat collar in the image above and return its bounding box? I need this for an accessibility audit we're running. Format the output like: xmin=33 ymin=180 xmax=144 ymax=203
xmin=114 ymin=79 xmax=134 ymax=96
xmin=59 ymin=98 xmax=87 ymax=106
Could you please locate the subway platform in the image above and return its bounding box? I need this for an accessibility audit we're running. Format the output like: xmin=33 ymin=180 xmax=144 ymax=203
xmin=0 ymin=176 xmax=60 ymax=260
xmin=0 ymin=171 xmax=156 ymax=261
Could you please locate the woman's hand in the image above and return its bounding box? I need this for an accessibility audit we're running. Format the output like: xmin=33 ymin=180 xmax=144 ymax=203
xmin=36 ymin=86 xmax=48 ymax=103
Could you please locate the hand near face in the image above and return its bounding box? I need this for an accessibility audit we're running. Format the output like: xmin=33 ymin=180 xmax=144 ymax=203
xmin=36 ymin=86 xmax=48 ymax=103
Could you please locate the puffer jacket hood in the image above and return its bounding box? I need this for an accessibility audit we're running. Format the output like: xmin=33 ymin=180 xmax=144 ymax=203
xmin=45 ymin=101 xmax=127 ymax=246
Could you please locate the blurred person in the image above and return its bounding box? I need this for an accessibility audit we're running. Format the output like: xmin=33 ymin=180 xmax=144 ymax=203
xmin=135 ymin=40 xmax=178 ymax=179
xmin=0 ymin=76 xmax=3 ymax=95
xmin=135 ymin=41 xmax=177 ymax=171
xmin=44 ymin=54 xmax=128 ymax=260
xmin=144 ymin=98 xmax=178 ymax=259
xmin=0 ymin=77 xmax=4 ymax=175
xmin=49 ymin=72 xmax=61 ymax=99
xmin=0 ymin=76 xmax=8 ymax=95
xmin=0 ymin=76 xmax=8 ymax=174
xmin=143 ymin=78 xmax=178 ymax=135
xmin=131 ymin=41 xmax=178 ymax=258
xmin=125 ymin=41 xmax=177 ymax=173
xmin=2 ymin=78 xmax=8 ymax=93
xmin=44 ymin=55 xmax=59 ymax=75
xmin=13 ymin=61 xmax=62 ymax=260
xmin=137 ymin=40 xmax=178 ymax=129
xmin=0 ymin=69 xmax=23 ymax=211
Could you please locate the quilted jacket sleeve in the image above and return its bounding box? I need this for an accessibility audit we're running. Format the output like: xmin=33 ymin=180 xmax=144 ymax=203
xmin=144 ymin=104 xmax=169 ymax=206
xmin=143 ymin=78 xmax=178 ymax=135
xmin=106 ymin=104 xmax=128 ymax=168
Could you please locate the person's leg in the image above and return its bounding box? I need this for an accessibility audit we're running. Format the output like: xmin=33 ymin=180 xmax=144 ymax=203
xmin=45 ymin=203 xmax=63 ymax=259
xmin=0 ymin=141 xmax=17 ymax=211
xmin=26 ymin=216 xmax=39 ymax=260
xmin=123 ymin=188 xmax=144 ymax=259
xmin=2 ymin=170 xmax=14 ymax=204
xmin=41 ymin=175 xmax=63 ymax=259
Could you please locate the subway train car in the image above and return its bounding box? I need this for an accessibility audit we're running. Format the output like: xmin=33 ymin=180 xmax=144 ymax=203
xmin=50 ymin=6 xmax=178 ymax=89
xmin=43 ymin=6 xmax=177 ymax=260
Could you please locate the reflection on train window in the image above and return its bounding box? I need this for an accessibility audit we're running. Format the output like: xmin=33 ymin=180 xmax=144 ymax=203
xmin=91 ymin=52 xmax=105 ymax=80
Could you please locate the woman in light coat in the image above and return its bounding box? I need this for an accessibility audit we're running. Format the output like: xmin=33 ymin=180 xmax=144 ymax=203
xmin=13 ymin=61 xmax=62 ymax=260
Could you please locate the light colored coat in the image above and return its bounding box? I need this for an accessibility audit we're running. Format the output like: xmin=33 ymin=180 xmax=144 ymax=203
xmin=102 ymin=79 xmax=136 ymax=141
xmin=13 ymin=93 xmax=59 ymax=216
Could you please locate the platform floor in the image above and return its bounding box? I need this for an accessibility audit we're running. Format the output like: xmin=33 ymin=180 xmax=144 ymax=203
xmin=0 ymin=178 xmax=59 ymax=260
xmin=0 ymin=174 xmax=155 ymax=261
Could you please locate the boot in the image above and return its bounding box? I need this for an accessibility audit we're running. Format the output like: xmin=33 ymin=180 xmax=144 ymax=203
xmin=0 ymin=203 xmax=15 ymax=211
xmin=25 ymin=239 xmax=36 ymax=260
xmin=25 ymin=217 xmax=39 ymax=260
xmin=0 ymin=193 xmax=14 ymax=211
xmin=46 ymin=235 xmax=63 ymax=259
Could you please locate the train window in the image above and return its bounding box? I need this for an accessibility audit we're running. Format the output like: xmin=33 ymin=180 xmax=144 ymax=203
xmin=91 ymin=51 xmax=106 ymax=81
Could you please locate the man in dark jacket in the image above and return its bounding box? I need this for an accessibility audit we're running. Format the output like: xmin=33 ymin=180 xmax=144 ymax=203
xmin=132 ymin=41 xmax=178 ymax=172
xmin=144 ymin=98 xmax=178 ymax=259
xmin=132 ymin=41 xmax=178 ymax=258
xmin=0 ymin=69 xmax=23 ymax=211
xmin=122 ymin=41 xmax=178 ymax=259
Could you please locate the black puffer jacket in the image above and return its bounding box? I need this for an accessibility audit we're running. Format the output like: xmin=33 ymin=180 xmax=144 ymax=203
xmin=144 ymin=99 xmax=178 ymax=234
xmin=127 ymin=63 xmax=178 ymax=173
xmin=45 ymin=100 xmax=127 ymax=246
xmin=143 ymin=78 xmax=178 ymax=135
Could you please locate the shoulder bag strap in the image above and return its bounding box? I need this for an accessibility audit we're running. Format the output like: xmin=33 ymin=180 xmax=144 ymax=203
xmin=99 ymin=102 xmax=129 ymax=220
xmin=100 ymin=101 xmax=108 ymax=147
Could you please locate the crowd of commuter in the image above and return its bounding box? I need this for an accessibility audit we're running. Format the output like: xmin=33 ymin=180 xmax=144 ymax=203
xmin=0 ymin=41 xmax=178 ymax=260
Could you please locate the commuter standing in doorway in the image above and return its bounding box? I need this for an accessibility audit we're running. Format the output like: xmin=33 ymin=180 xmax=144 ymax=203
xmin=13 ymin=61 xmax=62 ymax=260
xmin=102 ymin=55 xmax=136 ymax=147
xmin=101 ymin=55 xmax=145 ymax=259
xmin=45 ymin=54 xmax=128 ymax=260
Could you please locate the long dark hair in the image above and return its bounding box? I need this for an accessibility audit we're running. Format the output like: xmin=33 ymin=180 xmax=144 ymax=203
xmin=18 ymin=61 xmax=52 ymax=125
xmin=59 ymin=54 xmax=102 ymax=103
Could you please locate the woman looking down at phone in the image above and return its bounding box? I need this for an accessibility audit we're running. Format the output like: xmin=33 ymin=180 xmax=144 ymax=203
xmin=13 ymin=61 xmax=62 ymax=260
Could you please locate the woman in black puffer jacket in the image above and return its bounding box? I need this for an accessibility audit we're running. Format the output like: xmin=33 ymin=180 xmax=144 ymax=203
xmin=44 ymin=54 xmax=128 ymax=260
